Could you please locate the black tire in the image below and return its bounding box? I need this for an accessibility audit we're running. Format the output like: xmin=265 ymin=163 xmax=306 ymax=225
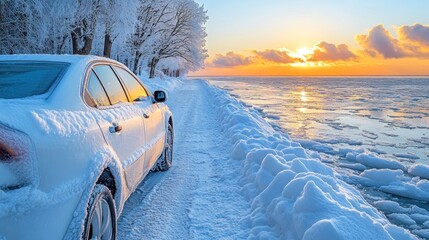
xmin=83 ymin=184 xmax=116 ymax=240
xmin=152 ymin=124 xmax=174 ymax=172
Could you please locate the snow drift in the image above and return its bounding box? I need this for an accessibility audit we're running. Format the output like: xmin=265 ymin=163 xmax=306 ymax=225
xmin=205 ymin=81 xmax=417 ymax=239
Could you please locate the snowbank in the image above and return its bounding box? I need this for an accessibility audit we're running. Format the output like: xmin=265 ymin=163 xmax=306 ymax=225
xmin=205 ymin=81 xmax=417 ymax=239
xmin=140 ymin=76 xmax=184 ymax=94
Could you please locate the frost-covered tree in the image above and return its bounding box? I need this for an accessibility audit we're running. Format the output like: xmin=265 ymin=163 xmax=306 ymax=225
xmin=44 ymin=1 xmax=77 ymax=54
xmin=97 ymin=0 xmax=138 ymax=58
xmin=0 ymin=0 xmax=47 ymax=54
xmin=69 ymin=0 xmax=103 ymax=55
xmin=0 ymin=1 xmax=27 ymax=54
xmin=125 ymin=0 xmax=208 ymax=77
xmin=0 ymin=0 xmax=207 ymax=77
xmin=126 ymin=0 xmax=171 ymax=74
xmin=147 ymin=0 xmax=208 ymax=78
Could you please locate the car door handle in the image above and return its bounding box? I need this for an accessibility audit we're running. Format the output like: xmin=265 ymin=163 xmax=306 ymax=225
xmin=143 ymin=113 xmax=150 ymax=119
xmin=109 ymin=123 xmax=122 ymax=133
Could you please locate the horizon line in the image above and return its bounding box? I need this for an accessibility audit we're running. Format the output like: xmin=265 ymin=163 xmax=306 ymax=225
xmin=188 ymin=74 xmax=429 ymax=78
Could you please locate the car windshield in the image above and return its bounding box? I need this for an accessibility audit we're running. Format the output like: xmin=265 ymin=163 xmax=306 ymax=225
xmin=0 ymin=61 xmax=69 ymax=99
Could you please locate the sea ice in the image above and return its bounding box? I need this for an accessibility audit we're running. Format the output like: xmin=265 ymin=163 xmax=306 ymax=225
xmin=354 ymin=153 xmax=406 ymax=170
xmin=388 ymin=213 xmax=417 ymax=226
xmin=408 ymin=164 xmax=429 ymax=179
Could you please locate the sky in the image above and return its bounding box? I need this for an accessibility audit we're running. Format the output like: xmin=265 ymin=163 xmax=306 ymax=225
xmin=191 ymin=0 xmax=429 ymax=76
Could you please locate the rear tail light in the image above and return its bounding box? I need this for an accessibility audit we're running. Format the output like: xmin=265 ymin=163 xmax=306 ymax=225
xmin=0 ymin=124 xmax=35 ymax=190
xmin=0 ymin=142 xmax=20 ymax=189
xmin=0 ymin=142 xmax=16 ymax=161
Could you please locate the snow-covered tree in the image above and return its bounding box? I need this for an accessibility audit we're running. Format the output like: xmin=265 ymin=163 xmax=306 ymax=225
xmin=69 ymin=0 xmax=103 ymax=55
xmin=147 ymin=0 xmax=208 ymax=78
xmin=125 ymin=0 xmax=171 ymax=74
xmin=44 ymin=1 xmax=77 ymax=54
xmin=0 ymin=0 xmax=207 ymax=77
xmin=97 ymin=0 xmax=139 ymax=58
xmin=0 ymin=0 xmax=47 ymax=54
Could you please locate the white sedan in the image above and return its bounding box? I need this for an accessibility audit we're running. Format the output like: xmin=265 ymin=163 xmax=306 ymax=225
xmin=0 ymin=55 xmax=174 ymax=239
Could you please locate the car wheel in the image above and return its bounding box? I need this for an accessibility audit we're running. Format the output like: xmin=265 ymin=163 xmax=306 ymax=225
xmin=83 ymin=184 xmax=116 ymax=240
xmin=152 ymin=124 xmax=174 ymax=172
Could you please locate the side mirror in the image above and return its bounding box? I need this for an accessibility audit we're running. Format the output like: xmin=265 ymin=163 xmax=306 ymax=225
xmin=154 ymin=90 xmax=167 ymax=103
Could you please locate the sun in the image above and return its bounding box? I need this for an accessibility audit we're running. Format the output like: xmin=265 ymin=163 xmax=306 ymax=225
xmin=288 ymin=47 xmax=314 ymax=62
xmin=297 ymin=48 xmax=313 ymax=58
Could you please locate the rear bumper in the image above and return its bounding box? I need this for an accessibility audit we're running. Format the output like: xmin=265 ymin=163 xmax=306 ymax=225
xmin=0 ymin=187 xmax=83 ymax=240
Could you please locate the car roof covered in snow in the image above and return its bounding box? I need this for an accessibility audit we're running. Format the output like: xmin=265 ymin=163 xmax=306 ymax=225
xmin=0 ymin=54 xmax=124 ymax=109
xmin=0 ymin=55 xmax=126 ymax=135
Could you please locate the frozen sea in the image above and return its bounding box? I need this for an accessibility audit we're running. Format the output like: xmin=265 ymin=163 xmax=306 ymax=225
xmin=208 ymin=76 xmax=429 ymax=164
xmin=206 ymin=76 xmax=429 ymax=237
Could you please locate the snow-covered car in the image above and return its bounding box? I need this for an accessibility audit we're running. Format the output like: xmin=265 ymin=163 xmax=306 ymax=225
xmin=0 ymin=55 xmax=174 ymax=239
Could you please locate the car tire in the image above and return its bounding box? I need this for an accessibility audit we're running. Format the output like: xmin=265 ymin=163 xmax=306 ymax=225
xmin=83 ymin=184 xmax=116 ymax=240
xmin=152 ymin=124 xmax=174 ymax=172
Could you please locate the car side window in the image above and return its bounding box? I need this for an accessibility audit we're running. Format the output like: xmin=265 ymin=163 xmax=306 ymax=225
xmin=114 ymin=67 xmax=149 ymax=101
xmin=87 ymin=70 xmax=110 ymax=106
xmin=93 ymin=65 xmax=128 ymax=105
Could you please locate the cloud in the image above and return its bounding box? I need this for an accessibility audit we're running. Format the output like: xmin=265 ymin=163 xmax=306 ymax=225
xmin=356 ymin=25 xmax=406 ymax=58
xmin=398 ymin=24 xmax=429 ymax=46
xmin=211 ymin=52 xmax=253 ymax=67
xmin=253 ymin=42 xmax=357 ymax=64
xmin=253 ymin=49 xmax=298 ymax=63
xmin=356 ymin=24 xmax=429 ymax=59
xmin=208 ymin=23 xmax=429 ymax=69
xmin=309 ymin=41 xmax=358 ymax=62
xmin=208 ymin=41 xmax=358 ymax=68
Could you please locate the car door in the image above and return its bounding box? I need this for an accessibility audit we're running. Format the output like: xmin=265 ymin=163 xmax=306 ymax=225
xmin=143 ymin=103 xmax=164 ymax=169
xmin=113 ymin=67 xmax=165 ymax=170
xmin=85 ymin=64 xmax=147 ymax=191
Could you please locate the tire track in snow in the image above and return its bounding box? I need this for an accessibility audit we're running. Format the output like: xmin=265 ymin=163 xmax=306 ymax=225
xmin=117 ymin=80 xmax=250 ymax=239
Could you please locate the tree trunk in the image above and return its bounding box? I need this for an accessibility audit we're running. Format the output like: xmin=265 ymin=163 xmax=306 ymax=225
xmin=132 ymin=51 xmax=142 ymax=74
xmin=103 ymin=33 xmax=112 ymax=58
xmin=71 ymin=29 xmax=93 ymax=55
xmin=71 ymin=29 xmax=79 ymax=54
xmin=59 ymin=34 xmax=68 ymax=54
xmin=149 ymin=57 xmax=159 ymax=79
xmin=80 ymin=36 xmax=93 ymax=55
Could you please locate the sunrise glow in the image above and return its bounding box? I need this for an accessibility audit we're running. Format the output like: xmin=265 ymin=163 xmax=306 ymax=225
xmin=192 ymin=0 xmax=429 ymax=76
xmin=294 ymin=48 xmax=313 ymax=62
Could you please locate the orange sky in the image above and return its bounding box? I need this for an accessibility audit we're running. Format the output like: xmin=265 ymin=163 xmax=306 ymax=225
xmin=190 ymin=26 xmax=429 ymax=76
xmin=191 ymin=1 xmax=429 ymax=76
xmin=192 ymin=57 xmax=429 ymax=76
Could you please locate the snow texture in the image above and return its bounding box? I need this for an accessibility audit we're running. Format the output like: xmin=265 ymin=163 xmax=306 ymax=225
xmin=32 ymin=104 xmax=145 ymax=137
xmin=208 ymin=76 xmax=429 ymax=238
xmin=118 ymin=78 xmax=249 ymax=239
xmin=204 ymin=81 xmax=417 ymax=239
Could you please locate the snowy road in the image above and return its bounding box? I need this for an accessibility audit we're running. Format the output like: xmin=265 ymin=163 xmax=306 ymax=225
xmin=117 ymin=80 xmax=250 ymax=239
